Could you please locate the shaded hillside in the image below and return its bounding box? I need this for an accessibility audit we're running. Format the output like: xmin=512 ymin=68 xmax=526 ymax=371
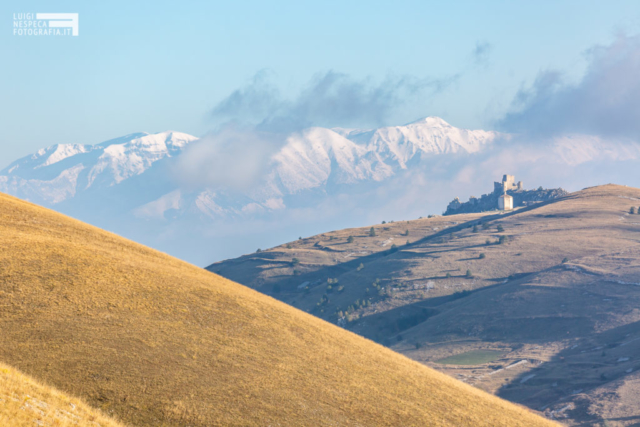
xmin=0 ymin=192 xmax=553 ymax=426
xmin=0 ymin=362 xmax=124 ymax=427
xmin=210 ymin=184 xmax=640 ymax=425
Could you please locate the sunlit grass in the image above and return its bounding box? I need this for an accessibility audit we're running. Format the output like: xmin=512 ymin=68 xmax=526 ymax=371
xmin=0 ymin=362 xmax=124 ymax=426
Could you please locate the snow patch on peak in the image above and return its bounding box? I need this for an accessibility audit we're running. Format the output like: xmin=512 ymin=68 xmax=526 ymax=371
xmin=36 ymin=144 xmax=93 ymax=169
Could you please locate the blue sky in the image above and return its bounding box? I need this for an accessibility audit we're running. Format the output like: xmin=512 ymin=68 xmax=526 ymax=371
xmin=1 ymin=0 xmax=640 ymax=166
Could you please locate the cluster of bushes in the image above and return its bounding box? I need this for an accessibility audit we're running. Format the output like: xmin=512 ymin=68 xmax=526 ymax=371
xmin=337 ymin=298 xmax=371 ymax=318
xmin=452 ymin=289 xmax=472 ymax=299
xmin=316 ymin=294 xmax=330 ymax=308
xmin=356 ymin=263 xmax=365 ymax=271
xmin=485 ymin=235 xmax=508 ymax=245
xmin=326 ymin=278 xmax=343 ymax=293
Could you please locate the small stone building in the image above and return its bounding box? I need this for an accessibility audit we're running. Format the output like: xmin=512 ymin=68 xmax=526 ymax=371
xmin=498 ymin=193 xmax=513 ymax=210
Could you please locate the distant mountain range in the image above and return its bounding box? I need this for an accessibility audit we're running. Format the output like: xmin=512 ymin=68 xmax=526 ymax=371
xmin=3 ymin=117 xmax=640 ymax=264
xmin=0 ymin=118 xmax=501 ymax=263
xmin=0 ymin=117 xmax=498 ymax=218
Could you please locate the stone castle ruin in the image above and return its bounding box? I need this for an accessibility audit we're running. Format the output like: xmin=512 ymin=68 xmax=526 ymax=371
xmin=494 ymin=174 xmax=523 ymax=194
xmin=444 ymin=174 xmax=567 ymax=216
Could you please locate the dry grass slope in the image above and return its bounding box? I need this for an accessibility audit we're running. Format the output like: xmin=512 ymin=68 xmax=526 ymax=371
xmin=0 ymin=361 xmax=123 ymax=427
xmin=0 ymin=192 xmax=555 ymax=426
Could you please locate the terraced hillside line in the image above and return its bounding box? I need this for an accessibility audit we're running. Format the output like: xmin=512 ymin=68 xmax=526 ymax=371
xmin=0 ymin=191 xmax=555 ymax=426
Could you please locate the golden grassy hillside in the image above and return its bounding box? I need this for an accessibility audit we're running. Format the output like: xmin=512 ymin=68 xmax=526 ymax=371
xmin=0 ymin=361 xmax=123 ymax=427
xmin=0 ymin=191 xmax=555 ymax=426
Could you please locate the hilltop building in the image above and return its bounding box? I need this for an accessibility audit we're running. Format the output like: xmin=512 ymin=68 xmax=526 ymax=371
xmin=443 ymin=174 xmax=568 ymax=216
xmin=498 ymin=192 xmax=513 ymax=210
xmin=494 ymin=175 xmax=523 ymax=194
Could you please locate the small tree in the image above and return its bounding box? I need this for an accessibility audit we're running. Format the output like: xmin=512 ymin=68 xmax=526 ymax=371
xmin=286 ymin=244 xmax=292 ymax=249
xmin=562 ymin=257 xmax=569 ymax=263
xmin=291 ymin=258 xmax=300 ymax=266
xmin=498 ymin=235 xmax=506 ymax=244
xmin=369 ymin=227 xmax=376 ymax=237
xmin=485 ymin=239 xmax=491 ymax=245
xmin=497 ymin=224 xmax=504 ymax=232
xmin=403 ymin=229 xmax=409 ymax=236
xmin=479 ymin=253 xmax=486 ymax=259
xmin=347 ymin=236 xmax=354 ymax=243
xmin=382 ymin=220 xmax=386 ymax=224
xmin=631 ymin=207 xmax=636 ymax=214
xmin=256 ymin=248 xmax=262 ymax=253
xmin=446 ymin=272 xmax=452 ymax=279
xmin=466 ymin=269 xmax=473 ymax=278
xmin=472 ymin=224 xmax=478 ymax=233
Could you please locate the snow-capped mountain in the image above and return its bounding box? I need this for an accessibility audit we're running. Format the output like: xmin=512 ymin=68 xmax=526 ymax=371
xmin=0 ymin=131 xmax=197 ymax=205
xmin=247 ymin=117 xmax=500 ymax=201
xmin=0 ymin=117 xmax=505 ymax=263
xmin=0 ymin=117 xmax=499 ymax=217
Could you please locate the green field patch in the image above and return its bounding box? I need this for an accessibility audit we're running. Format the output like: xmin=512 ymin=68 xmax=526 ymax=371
xmin=435 ymin=350 xmax=504 ymax=365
